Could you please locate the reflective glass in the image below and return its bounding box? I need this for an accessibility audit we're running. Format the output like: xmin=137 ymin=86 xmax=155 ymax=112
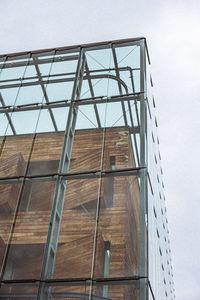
xmin=115 ymin=44 xmax=141 ymax=93
xmin=50 ymin=282 xmax=92 ymax=300
xmin=92 ymin=280 xmax=140 ymax=300
xmin=0 ymin=39 xmax=174 ymax=300
xmin=0 ymin=134 xmax=34 ymax=178
xmin=67 ymin=102 xmax=106 ymax=174
xmin=0 ymin=54 xmax=31 ymax=107
xmin=0 ymin=283 xmax=38 ymax=299
xmin=27 ymin=131 xmax=65 ymax=176
xmin=0 ymin=182 xmax=22 ymax=275
xmin=48 ymin=280 xmax=140 ymax=300
xmin=94 ymin=174 xmax=140 ymax=279
xmin=102 ymin=127 xmax=135 ymax=171
xmin=53 ymin=177 xmax=101 ymax=279
xmin=46 ymin=49 xmax=79 ymax=102
xmin=3 ymin=179 xmax=56 ymax=280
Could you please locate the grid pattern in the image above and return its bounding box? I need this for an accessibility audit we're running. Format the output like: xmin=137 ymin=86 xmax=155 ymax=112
xmin=0 ymin=38 xmax=174 ymax=300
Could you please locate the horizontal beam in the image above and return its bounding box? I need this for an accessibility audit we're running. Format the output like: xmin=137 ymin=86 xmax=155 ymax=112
xmin=0 ymin=93 xmax=143 ymax=114
xmin=0 ymin=275 xmax=144 ymax=286
xmin=0 ymin=55 xmax=79 ymax=69
xmin=0 ymin=166 xmax=144 ymax=184
xmin=0 ymin=74 xmax=129 ymax=92
xmin=0 ymin=66 xmax=140 ymax=85
xmin=0 ymin=37 xmax=144 ymax=59
xmin=0 ymin=293 xmax=111 ymax=300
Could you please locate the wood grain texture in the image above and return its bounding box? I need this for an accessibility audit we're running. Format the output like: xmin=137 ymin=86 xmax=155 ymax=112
xmin=0 ymin=128 xmax=140 ymax=287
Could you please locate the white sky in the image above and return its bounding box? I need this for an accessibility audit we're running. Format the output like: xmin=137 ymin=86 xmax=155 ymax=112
xmin=1 ymin=0 xmax=200 ymax=299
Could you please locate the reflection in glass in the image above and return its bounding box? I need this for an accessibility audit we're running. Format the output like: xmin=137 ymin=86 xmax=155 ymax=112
xmin=0 ymin=38 xmax=174 ymax=300
xmin=0 ymin=182 xmax=21 ymax=272
xmin=94 ymin=175 xmax=140 ymax=279
xmin=0 ymin=134 xmax=34 ymax=178
xmin=3 ymin=180 xmax=55 ymax=280
xmin=53 ymin=178 xmax=100 ymax=279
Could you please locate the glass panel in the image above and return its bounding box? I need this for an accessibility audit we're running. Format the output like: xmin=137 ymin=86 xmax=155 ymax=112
xmin=0 ymin=283 xmax=38 ymax=299
xmin=94 ymin=174 xmax=140 ymax=279
xmin=92 ymin=280 xmax=140 ymax=300
xmin=0 ymin=39 xmax=175 ymax=300
xmin=51 ymin=107 xmax=69 ymax=131
xmin=115 ymin=44 xmax=141 ymax=93
xmin=48 ymin=280 xmax=140 ymax=300
xmin=52 ymin=177 xmax=101 ymax=279
xmin=67 ymin=103 xmax=106 ymax=174
xmin=102 ymin=127 xmax=137 ymax=172
xmin=2 ymin=179 xmax=55 ymax=280
xmin=27 ymin=131 xmax=65 ymax=176
xmin=0 ymin=182 xmax=22 ymax=274
xmin=0 ymin=134 xmax=34 ymax=178
xmin=50 ymin=282 xmax=92 ymax=300
xmin=86 ymin=47 xmax=114 ymax=70
xmin=0 ymin=54 xmax=31 ymax=137
xmin=85 ymin=47 xmax=121 ymax=99
xmin=8 ymin=110 xmax=40 ymax=134
xmin=46 ymin=49 xmax=79 ymax=102
xmin=0 ymin=54 xmax=31 ymax=108
xmin=100 ymin=95 xmax=140 ymax=171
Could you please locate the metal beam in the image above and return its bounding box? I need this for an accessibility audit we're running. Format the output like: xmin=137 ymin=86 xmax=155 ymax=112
xmin=37 ymin=49 xmax=86 ymax=300
xmin=0 ymin=93 xmax=142 ymax=114
xmin=129 ymin=68 xmax=140 ymax=126
xmin=33 ymin=58 xmax=58 ymax=131
xmin=0 ymin=37 xmax=143 ymax=59
xmin=0 ymin=166 xmax=142 ymax=186
xmin=0 ymin=73 xmax=129 ymax=91
xmin=0 ymin=55 xmax=79 ymax=69
xmin=139 ymin=39 xmax=148 ymax=300
xmin=0 ymin=292 xmax=111 ymax=299
xmin=0 ymin=66 xmax=140 ymax=85
xmin=111 ymin=45 xmax=140 ymax=167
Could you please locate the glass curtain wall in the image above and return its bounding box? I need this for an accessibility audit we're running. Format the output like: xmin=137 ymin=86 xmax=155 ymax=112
xmin=0 ymin=38 xmax=174 ymax=300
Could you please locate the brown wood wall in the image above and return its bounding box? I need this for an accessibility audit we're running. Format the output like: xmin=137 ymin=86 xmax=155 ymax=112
xmin=0 ymin=128 xmax=140 ymax=299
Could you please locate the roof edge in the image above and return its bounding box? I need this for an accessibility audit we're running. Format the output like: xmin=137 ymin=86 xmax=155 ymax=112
xmin=0 ymin=37 xmax=146 ymax=58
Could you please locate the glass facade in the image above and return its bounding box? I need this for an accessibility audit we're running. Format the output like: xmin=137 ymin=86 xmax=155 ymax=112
xmin=0 ymin=38 xmax=175 ymax=299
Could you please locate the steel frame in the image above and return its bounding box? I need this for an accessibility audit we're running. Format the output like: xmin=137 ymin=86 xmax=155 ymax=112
xmin=37 ymin=48 xmax=86 ymax=299
xmin=139 ymin=39 xmax=148 ymax=300
xmin=0 ymin=37 xmax=149 ymax=300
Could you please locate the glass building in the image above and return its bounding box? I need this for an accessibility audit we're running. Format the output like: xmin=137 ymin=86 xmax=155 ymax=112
xmin=0 ymin=37 xmax=175 ymax=300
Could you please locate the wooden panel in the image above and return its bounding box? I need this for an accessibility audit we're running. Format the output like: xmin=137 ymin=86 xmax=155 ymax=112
xmin=0 ymin=182 xmax=21 ymax=212
xmin=0 ymin=152 xmax=25 ymax=178
xmin=0 ymin=135 xmax=32 ymax=177
xmin=125 ymin=176 xmax=140 ymax=275
xmin=0 ymin=128 xmax=140 ymax=287
xmin=54 ymin=232 xmax=105 ymax=279
xmin=27 ymin=132 xmax=64 ymax=176
xmin=0 ymin=237 xmax=5 ymax=268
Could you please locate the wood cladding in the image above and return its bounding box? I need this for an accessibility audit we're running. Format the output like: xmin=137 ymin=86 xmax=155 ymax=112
xmin=0 ymin=127 xmax=140 ymax=299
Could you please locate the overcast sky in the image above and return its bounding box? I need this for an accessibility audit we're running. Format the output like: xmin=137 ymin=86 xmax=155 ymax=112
xmin=1 ymin=0 xmax=200 ymax=299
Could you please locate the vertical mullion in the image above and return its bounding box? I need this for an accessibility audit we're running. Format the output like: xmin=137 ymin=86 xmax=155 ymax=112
xmin=139 ymin=39 xmax=148 ymax=300
xmin=37 ymin=48 xmax=85 ymax=300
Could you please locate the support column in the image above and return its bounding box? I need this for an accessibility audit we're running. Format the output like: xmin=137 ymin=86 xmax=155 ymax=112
xmin=37 ymin=48 xmax=86 ymax=300
xmin=139 ymin=39 xmax=148 ymax=300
